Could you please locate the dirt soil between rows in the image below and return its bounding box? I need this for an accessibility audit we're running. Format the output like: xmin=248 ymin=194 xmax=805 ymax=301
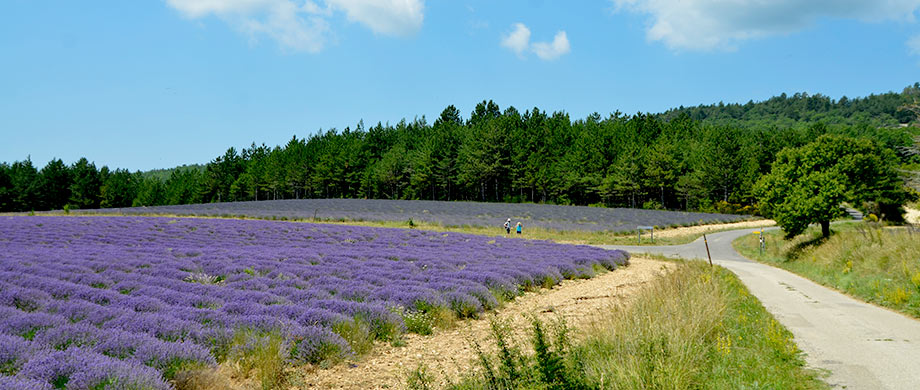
xmin=285 ymin=257 xmax=672 ymax=390
xmin=652 ymin=219 xmax=775 ymax=238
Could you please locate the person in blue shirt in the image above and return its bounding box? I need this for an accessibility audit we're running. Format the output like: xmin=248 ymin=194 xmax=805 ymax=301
xmin=516 ymin=221 xmax=522 ymax=235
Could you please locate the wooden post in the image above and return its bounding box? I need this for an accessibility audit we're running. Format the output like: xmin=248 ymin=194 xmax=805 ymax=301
xmin=638 ymin=226 xmax=654 ymax=244
xmin=703 ymin=233 xmax=712 ymax=267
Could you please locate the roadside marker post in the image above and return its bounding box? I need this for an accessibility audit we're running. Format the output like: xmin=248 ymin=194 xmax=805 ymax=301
xmin=703 ymin=233 xmax=712 ymax=267
xmin=637 ymin=225 xmax=654 ymax=244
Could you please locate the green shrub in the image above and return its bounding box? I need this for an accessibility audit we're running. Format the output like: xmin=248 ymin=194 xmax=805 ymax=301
xmin=331 ymin=318 xmax=374 ymax=355
xmin=228 ymin=329 xmax=287 ymax=390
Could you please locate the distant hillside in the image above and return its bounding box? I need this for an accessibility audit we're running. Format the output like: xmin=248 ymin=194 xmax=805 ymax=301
xmin=139 ymin=164 xmax=205 ymax=182
xmin=659 ymin=82 xmax=920 ymax=129
xmin=3 ymin=83 xmax=918 ymax=214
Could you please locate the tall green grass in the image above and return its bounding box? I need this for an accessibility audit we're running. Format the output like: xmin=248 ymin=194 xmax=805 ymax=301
xmin=734 ymin=223 xmax=920 ymax=318
xmin=410 ymin=261 xmax=825 ymax=390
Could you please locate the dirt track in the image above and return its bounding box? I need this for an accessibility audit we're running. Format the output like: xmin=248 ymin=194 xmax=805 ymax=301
xmin=652 ymin=219 xmax=775 ymax=238
xmin=290 ymin=257 xmax=672 ymax=390
xmin=906 ymin=207 xmax=920 ymax=224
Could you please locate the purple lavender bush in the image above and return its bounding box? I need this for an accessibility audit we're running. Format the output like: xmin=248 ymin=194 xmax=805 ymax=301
xmin=0 ymin=215 xmax=628 ymax=387
xmin=84 ymin=198 xmax=745 ymax=232
xmin=0 ymin=376 xmax=54 ymax=390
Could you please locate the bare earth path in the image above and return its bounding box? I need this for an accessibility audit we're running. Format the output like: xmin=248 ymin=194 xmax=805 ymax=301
xmin=293 ymin=257 xmax=672 ymax=390
xmin=600 ymin=229 xmax=920 ymax=390
xmin=652 ymin=218 xmax=775 ymax=238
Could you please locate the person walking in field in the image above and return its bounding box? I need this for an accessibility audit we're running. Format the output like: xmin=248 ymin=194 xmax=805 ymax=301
xmin=516 ymin=221 xmax=522 ymax=235
xmin=504 ymin=218 xmax=511 ymax=234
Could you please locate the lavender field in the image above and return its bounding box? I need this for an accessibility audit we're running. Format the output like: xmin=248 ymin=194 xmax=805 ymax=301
xmin=0 ymin=216 xmax=628 ymax=389
xmin=87 ymin=198 xmax=746 ymax=232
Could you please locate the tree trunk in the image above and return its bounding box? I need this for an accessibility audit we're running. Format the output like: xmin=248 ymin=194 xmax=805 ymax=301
xmin=821 ymin=220 xmax=830 ymax=238
xmin=494 ymin=178 xmax=498 ymax=202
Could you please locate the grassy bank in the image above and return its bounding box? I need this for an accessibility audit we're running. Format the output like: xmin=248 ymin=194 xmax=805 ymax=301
xmin=734 ymin=223 xmax=920 ymax=318
xmin=410 ymin=261 xmax=826 ymax=390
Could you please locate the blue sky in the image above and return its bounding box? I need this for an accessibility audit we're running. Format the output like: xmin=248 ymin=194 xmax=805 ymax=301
xmin=2 ymin=0 xmax=920 ymax=171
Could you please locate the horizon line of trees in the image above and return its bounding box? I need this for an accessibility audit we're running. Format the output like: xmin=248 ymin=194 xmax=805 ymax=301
xmin=2 ymin=86 xmax=918 ymax=215
xmin=661 ymin=82 xmax=920 ymax=128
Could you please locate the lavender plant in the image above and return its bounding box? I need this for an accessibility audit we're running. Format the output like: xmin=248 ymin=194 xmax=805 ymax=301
xmin=0 ymin=216 xmax=629 ymax=387
xmin=84 ymin=198 xmax=745 ymax=232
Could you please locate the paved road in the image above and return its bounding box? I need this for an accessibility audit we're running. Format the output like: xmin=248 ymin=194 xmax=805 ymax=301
xmin=598 ymin=228 xmax=920 ymax=390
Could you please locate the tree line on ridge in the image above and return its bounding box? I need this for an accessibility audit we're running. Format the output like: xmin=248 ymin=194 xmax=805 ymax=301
xmin=1 ymin=85 xmax=918 ymax=215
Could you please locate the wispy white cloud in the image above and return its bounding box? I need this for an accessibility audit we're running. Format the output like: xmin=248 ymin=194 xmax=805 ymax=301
xmin=612 ymin=0 xmax=920 ymax=51
xmin=326 ymin=0 xmax=424 ymax=36
xmin=532 ymin=31 xmax=570 ymax=60
xmin=909 ymin=34 xmax=920 ymax=56
xmin=166 ymin=0 xmax=425 ymax=52
xmin=500 ymin=23 xmax=570 ymax=61
xmin=167 ymin=0 xmax=330 ymax=52
xmin=501 ymin=23 xmax=531 ymax=57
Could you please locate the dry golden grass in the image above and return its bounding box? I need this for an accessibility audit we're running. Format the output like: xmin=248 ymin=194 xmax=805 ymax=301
xmin=735 ymin=222 xmax=920 ymax=318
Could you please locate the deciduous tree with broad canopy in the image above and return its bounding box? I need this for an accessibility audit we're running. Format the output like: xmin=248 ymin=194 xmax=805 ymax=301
xmin=755 ymin=134 xmax=909 ymax=238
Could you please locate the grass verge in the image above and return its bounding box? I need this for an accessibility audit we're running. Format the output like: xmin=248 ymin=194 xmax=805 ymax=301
xmin=409 ymin=261 xmax=826 ymax=390
xmin=734 ymin=222 xmax=920 ymax=318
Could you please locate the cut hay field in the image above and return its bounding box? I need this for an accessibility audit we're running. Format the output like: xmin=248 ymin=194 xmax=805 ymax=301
xmin=78 ymin=198 xmax=746 ymax=233
xmin=0 ymin=216 xmax=627 ymax=389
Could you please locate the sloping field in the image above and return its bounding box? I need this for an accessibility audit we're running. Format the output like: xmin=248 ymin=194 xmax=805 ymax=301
xmin=85 ymin=199 xmax=745 ymax=232
xmin=0 ymin=216 xmax=628 ymax=388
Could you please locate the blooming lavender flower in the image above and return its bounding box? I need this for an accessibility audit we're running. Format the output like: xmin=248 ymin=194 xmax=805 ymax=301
xmin=296 ymin=308 xmax=350 ymax=327
xmin=289 ymin=325 xmax=352 ymax=364
xmin=0 ymin=312 xmax=66 ymax=340
xmin=32 ymin=323 xmax=101 ymax=351
xmin=1 ymin=215 xmax=630 ymax=384
xmin=0 ymin=375 xmax=54 ymax=390
xmin=20 ymin=348 xmax=171 ymax=390
xmin=0 ymin=333 xmax=41 ymax=375
xmin=132 ymin=339 xmax=216 ymax=373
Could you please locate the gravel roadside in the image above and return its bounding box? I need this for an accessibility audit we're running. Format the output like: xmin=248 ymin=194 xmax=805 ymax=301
xmin=291 ymin=257 xmax=672 ymax=390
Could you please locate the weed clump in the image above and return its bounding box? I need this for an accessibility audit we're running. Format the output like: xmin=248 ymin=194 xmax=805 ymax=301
xmin=228 ymin=329 xmax=287 ymax=390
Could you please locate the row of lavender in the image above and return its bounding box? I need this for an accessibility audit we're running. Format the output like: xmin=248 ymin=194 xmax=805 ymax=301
xmin=0 ymin=216 xmax=629 ymax=389
xmin=87 ymin=198 xmax=746 ymax=232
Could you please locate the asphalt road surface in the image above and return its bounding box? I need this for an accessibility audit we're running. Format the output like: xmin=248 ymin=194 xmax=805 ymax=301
xmin=599 ymin=228 xmax=920 ymax=390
